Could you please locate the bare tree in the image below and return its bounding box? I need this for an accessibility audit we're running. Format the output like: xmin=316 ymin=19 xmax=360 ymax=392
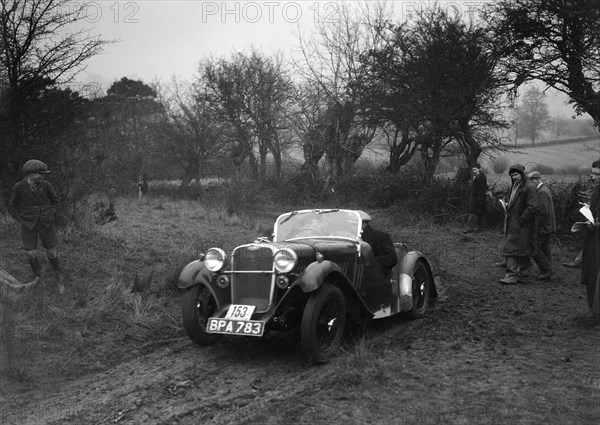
xmin=509 ymin=107 xmax=521 ymax=147
xmin=360 ymin=6 xmax=509 ymax=182
xmin=293 ymin=1 xmax=385 ymax=193
xmin=486 ymin=0 xmax=600 ymax=127
xmin=240 ymin=50 xmax=294 ymax=180
xmin=516 ymin=85 xmax=550 ymax=145
xmin=157 ymin=77 xmax=227 ymax=189
xmin=288 ymin=81 xmax=329 ymax=180
xmin=0 ymin=0 xmax=112 ymax=151
xmin=201 ymin=50 xmax=293 ymax=181
xmin=548 ymin=114 xmax=569 ymax=141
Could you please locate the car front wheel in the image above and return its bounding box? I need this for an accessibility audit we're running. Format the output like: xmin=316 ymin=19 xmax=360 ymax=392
xmin=301 ymin=283 xmax=346 ymax=363
xmin=408 ymin=260 xmax=432 ymax=319
xmin=182 ymin=284 xmax=221 ymax=346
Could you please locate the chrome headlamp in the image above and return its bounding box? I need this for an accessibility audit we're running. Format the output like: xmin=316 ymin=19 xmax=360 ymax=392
xmin=274 ymin=248 xmax=298 ymax=273
xmin=205 ymin=248 xmax=227 ymax=272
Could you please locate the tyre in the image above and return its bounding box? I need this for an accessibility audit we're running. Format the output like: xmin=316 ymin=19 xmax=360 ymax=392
xmin=301 ymin=283 xmax=346 ymax=363
xmin=182 ymin=285 xmax=221 ymax=346
xmin=408 ymin=260 xmax=431 ymax=319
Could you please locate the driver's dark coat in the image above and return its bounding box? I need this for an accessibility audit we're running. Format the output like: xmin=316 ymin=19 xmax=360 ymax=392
xmin=361 ymin=224 xmax=398 ymax=270
xmin=9 ymin=179 xmax=60 ymax=230
xmin=502 ymin=175 xmax=538 ymax=257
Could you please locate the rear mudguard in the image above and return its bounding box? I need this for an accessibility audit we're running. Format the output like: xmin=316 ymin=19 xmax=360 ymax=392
xmin=399 ymin=251 xmax=437 ymax=299
xmin=176 ymin=260 xmax=231 ymax=310
xmin=293 ymin=260 xmax=373 ymax=321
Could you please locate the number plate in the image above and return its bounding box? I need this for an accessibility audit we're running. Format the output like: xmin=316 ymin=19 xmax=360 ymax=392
xmin=206 ymin=318 xmax=265 ymax=337
xmin=225 ymin=304 xmax=256 ymax=321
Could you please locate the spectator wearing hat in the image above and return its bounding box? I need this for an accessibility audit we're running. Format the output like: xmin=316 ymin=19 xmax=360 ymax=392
xmin=465 ymin=163 xmax=489 ymax=233
xmin=498 ymin=164 xmax=539 ymax=285
xmin=8 ymin=159 xmax=64 ymax=294
xmin=528 ymin=171 xmax=556 ymax=280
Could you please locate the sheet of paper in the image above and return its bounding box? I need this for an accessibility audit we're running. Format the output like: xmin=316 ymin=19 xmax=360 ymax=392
xmin=571 ymin=222 xmax=590 ymax=233
xmin=499 ymin=198 xmax=507 ymax=211
xmin=579 ymin=205 xmax=595 ymax=224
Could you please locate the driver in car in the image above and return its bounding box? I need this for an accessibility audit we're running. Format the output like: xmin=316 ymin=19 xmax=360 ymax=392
xmin=359 ymin=212 xmax=398 ymax=278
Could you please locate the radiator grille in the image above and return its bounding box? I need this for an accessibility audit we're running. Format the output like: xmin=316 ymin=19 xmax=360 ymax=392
xmin=231 ymin=246 xmax=274 ymax=312
xmin=232 ymin=246 xmax=273 ymax=271
xmin=231 ymin=274 xmax=273 ymax=311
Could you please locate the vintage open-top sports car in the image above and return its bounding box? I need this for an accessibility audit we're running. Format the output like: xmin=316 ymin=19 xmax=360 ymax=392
xmin=177 ymin=209 xmax=436 ymax=363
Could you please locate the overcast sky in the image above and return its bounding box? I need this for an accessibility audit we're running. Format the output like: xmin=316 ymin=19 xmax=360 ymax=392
xmin=76 ymin=0 xmax=330 ymax=88
xmin=74 ymin=1 xmax=498 ymax=85
xmin=73 ymin=0 xmax=580 ymax=116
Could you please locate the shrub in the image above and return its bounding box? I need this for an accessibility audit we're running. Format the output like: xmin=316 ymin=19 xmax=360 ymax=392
xmin=557 ymin=164 xmax=586 ymax=175
xmin=327 ymin=169 xmax=470 ymax=224
xmin=535 ymin=163 xmax=556 ymax=175
xmin=549 ymin=178 xmax=591 ymax=235
xmin=220 ymin=177 xmax=275 ymax=216
xmin=491 ymin=156 xmax=510 ymax=174
xmin=354 ymin=157 xmax=380 ymax=175
xmin=276 ymin=171 xmax=325 ymax=206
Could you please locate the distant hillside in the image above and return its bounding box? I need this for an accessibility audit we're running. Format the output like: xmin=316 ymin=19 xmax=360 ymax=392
xmin=511 ymin=135 xmax=598 ymax=148
xmin=484 ymin=137 xmax=599 ymax=176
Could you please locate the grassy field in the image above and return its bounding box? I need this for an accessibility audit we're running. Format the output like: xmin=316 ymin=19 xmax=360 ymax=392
xmin=360 ymin=137 xmax=600 ymax=178
xmin=0 ymin=198 xmax=273 ymax=386
xmin=484 ymin=138 xmax=600 ymax=175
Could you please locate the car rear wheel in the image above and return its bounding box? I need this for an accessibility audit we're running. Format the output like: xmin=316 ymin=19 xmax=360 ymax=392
xmin=408 ymin=260 xmax=431 ymax=319
xmin=301 ymin=283 xmax=346 ymax=363
xmin=182 ymin=284 xmax=221 ymax=346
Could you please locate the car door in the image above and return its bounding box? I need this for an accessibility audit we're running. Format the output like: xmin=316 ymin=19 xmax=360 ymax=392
xmin=355 ymin=241 xmax=391 ymax=308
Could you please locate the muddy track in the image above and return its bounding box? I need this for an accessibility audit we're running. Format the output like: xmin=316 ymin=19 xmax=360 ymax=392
xmin=2 ymin=304 xmax=435 ymax=425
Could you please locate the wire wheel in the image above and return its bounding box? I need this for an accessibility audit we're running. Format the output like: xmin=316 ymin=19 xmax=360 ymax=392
xmin=301 ymin=283 xmax=346 ymax=363
xmin=182 ymin=285 xmax=221 ymax=346
xmin=408 ymin=260 xmax=431 ymax=319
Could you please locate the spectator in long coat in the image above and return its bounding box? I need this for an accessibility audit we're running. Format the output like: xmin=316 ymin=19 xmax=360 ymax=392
xmin=581 ymin=160 xmax=600 ymax=324
xmin=465 ymin=163 xmax=488 ymax=232
xmin=499 ymin=164 xmax=539 ymax=285
xmin=528 ymin=171 xmax=556 ymax=280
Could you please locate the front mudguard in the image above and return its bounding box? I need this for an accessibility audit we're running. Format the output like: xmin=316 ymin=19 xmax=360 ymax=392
xmin=176 ymin=260 xmax=231 ymax=310
xmin=295 ymin=260 xmax=345 ymax=293
xmin=293 ymin=260 xmax=373 ymax=322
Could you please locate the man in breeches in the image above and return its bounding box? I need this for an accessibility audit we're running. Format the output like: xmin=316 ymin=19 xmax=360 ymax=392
xmin=9 ymin=159 xmax=64 ymax=294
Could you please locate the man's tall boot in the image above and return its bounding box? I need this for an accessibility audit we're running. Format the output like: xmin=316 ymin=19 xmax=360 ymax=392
xmin=28 ymin=257 xmax=42 ymax=278
xmin=48 ymin=257 xmax=65 ymax=294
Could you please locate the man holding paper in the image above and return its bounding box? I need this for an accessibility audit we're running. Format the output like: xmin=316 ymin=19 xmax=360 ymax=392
xmin=581 ymin=160 xmax=600 ymax=324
